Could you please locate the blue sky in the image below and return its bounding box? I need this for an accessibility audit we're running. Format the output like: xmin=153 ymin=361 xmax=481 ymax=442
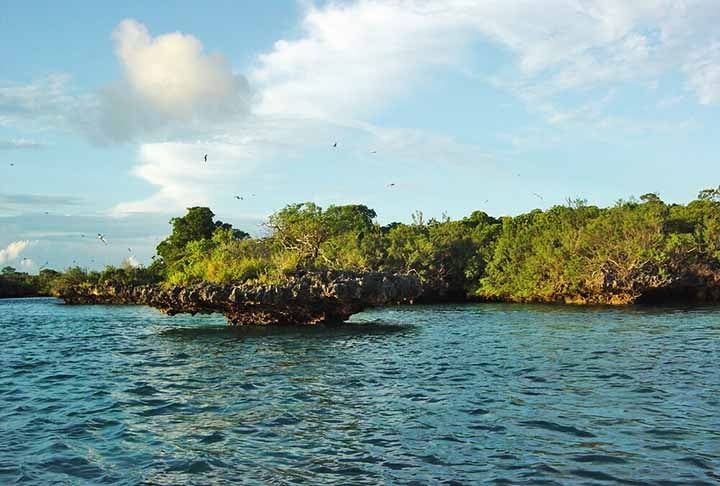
xmin=2 ymin=0 xmax=719 ymax=272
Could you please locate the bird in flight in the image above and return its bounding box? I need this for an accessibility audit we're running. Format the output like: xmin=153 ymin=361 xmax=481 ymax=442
xmin=203 ymin=154 xmax=208 ymax=163
xmin=128 ymin=248 xmax=132 ymax=253
xmin=371 ymin=150 xmax=377 ymax=154
xmin=234 ymin=195 xmax=244 ymax=200
xmin=387 ymin=183 xmax=396 ymax=188
xmin=97 ymin=234 xmax=108 ymax=245
xmin=332 ymin=142 xmax=337 ymax=148
xmin=9 ymin=163 xmax=14 ymax=167
xmin=532 ymin=193 xmax=544 ymax=200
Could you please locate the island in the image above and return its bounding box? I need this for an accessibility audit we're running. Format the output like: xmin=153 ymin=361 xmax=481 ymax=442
xmin=5 ymin=187 xmax=720 ymax=324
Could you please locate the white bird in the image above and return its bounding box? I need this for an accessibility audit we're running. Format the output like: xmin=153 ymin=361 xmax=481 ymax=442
xmin=97 ymin=234 xmax=108 ymax=245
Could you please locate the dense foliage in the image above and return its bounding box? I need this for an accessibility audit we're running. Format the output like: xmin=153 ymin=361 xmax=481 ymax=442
xmin=0 ymin=266 xmax=60 ymax=297
xmin=4 ymin=187 xmax=720 ymax=304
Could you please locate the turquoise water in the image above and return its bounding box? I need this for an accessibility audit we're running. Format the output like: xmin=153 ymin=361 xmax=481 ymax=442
xmin=1 ymin=298 xmax=719 ymax=485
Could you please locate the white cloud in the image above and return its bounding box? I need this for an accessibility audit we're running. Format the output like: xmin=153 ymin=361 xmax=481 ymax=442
xmin=7 ymin=2 xmax=720 ymax=216
xmin=112 ymin=138 xmax=260 ymax=214
xmin=112 ymin=19 xmax=250 ymax=119
xmin=0 ymin=139 xmax=46 ymax=150
xmin=249 ymin=1 xmax=665 ymax=120
xmin=247 ymin=0 xmax=720 ymax=136
xmin=0 ymin=74 xmax=77 ymax=130
xmin=0 ymin=240 xmax=32 ymax=264
xmin=87 ymin=19 xmax=253 ymax=142
xmin=683 ymin=41 xmax=720 ymax=105
xmin=251 ymin=1 xmax=475 ymax=118
xmin=0 ymin=20 xmax=252 ymax=143
xmin=19 ymin=258 xmax=34 ymax=269
xmin=5 ymin=2 xmax=720 ymax=138
xmin=117 ymin=1 xmax=720 ymax=213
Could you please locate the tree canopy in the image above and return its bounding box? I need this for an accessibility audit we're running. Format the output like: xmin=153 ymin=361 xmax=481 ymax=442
xmin=8 ymin=187 xmax=720 ymax=306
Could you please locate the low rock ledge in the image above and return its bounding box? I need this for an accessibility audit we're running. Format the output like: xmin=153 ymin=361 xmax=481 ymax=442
xmin=59 ymin=271 xmax=423 ymax=325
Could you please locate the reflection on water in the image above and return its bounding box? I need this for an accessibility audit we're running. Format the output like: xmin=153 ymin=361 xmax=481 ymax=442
xmin=1 ymin=298 xmax=719 ymax=485
xmin=160 ymin=320 xmax=417 ymax=339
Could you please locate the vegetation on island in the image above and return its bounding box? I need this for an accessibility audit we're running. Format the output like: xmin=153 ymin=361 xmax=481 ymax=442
xmin=0 ymin=266 xmax=61 ymax=298
xmin=3 ymin=187 xmax=720 ymax=304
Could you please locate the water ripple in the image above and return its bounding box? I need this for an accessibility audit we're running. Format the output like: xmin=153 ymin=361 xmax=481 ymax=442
xmin=1 ymin=298 xmax=719 ymax=484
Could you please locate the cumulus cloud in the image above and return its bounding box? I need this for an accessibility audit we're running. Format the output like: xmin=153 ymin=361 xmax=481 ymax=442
xmin=114 ymin=19 xmax=249 ymax=118
xmin=88 ymin=19 xmax=253 ymax=143
xmin=0 ymin=240 xmax=32 ymax=264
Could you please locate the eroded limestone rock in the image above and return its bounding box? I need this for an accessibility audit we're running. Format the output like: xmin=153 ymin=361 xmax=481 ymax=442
xmin=59 ymin=271 xmax=422 ymax=326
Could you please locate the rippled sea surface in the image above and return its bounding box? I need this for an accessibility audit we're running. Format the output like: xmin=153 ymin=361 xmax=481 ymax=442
xmin=1 ymin=298 xmax=719 ymax=485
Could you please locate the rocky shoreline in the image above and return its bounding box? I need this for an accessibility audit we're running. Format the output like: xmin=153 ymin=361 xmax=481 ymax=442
xmin=56 ymin=267 xmax=720 ymax=325
xmin=58 ymin=271 xmax=423 ymax=325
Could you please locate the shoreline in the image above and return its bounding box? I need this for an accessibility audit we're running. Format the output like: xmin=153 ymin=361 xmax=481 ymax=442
xmin=51 ymin=270 xmax=720 ymax=325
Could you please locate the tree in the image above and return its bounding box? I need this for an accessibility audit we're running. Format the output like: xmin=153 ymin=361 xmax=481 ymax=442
xmin=156 ymin=207 xmax=249 ymax=266
xmin=698 ymin=186 xmax=720 ymax=202
xmin=323 ymin=204 xmax=376 ymax=236
xmin=266 ymin=203 xmax=329 ymax=264
xmin=640 ymin=193 xmax=663 ymax=204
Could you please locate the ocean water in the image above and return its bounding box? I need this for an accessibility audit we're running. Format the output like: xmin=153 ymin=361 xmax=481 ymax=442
xmin=1 ymin=298 xmax=718 ymax=485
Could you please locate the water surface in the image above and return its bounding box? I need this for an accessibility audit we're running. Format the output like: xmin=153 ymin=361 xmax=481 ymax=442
xmin=1 ymin=298 xmax=719 ymax=484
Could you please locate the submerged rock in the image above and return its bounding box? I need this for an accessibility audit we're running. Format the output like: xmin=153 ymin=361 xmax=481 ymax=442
xmin=58 ymin=271 xmax=422 ymax=326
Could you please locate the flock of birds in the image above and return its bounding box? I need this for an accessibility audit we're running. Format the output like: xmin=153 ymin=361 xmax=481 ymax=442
xmin=8 ymin=144 xmax=546 ymax=270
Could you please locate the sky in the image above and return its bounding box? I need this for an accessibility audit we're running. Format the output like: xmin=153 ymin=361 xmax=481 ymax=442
xmin=2 ymin=0 xmax=720 ymax=272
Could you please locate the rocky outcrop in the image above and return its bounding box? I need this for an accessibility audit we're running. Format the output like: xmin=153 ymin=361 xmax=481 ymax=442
xmin=633 ymin=264 xmax=720 ymax=304
xmin=478 ymin=263 xmax=720 ymax=305
xmin=59 ymin=271 xmax=423 ymax=325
